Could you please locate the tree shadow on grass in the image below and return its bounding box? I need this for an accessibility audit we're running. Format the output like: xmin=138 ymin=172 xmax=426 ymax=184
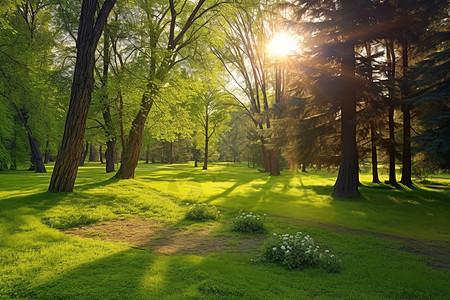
xmin=19 ymin=248 xmax=253 ymax=299
xmin=0 ymin=192 xmax=67 ymax=216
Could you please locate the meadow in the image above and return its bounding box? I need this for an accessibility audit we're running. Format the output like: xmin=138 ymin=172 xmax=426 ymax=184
xmin=0 ymin=163 xmax=449 ymax=299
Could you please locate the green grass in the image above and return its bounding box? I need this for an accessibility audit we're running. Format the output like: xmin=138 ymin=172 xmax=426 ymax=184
xmin=0 ymin=162 xmax=449 ymax=299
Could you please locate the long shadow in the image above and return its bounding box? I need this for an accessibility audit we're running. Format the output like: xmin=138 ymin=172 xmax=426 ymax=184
xmin=16 ymin=249 xmax=157 ymax=299
xmin=0 ymin=191 xmax=67 ymax=217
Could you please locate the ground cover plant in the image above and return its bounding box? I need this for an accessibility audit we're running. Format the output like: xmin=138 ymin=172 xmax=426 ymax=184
xmin=0 ymin=163 xmax=449 ymax=299
xmin=232 ymin=211 xmax=266 ymax=233
xmin=185 ymin=203 xmax=220 ymax=221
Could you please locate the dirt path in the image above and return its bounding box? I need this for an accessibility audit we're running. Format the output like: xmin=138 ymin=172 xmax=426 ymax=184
xmin=319 ymin=223 xmax=450 ymax=270
xmin=64 ymin=218 xmax=265 ymax=256
xmin=64 ymin=217 xmax=449 ymax=270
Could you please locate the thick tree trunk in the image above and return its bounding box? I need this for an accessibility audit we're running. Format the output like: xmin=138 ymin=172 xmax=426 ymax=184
xmin=333 ymin=41 xmax=359 ymax=197
xmin=269 ymin=149 xmax=280 ymax=176
xmin=400 ymin=41 xmax=412 ymax=186
xmin=114 ymin=90 xmax=154 ymax=179
xmin=49 ymin=0 xmax=116 ymax=192
xmin=371 ymin=124 xmax=380 ymax=183
xmin=105 ymin=139 xmax=115 ymax=172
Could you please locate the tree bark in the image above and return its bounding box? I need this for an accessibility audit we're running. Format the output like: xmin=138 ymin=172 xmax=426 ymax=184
xmin=8 ymin=102 xmax=46 ymax=173
xmin=99 ymin=145 xmax=104 ymax=164
xmin=49 ymin=0 xmax=116 ymax=192
xmin=301 ymin=163 xmax=306 ymax=173
xmin=145 ymin=145 xmax=150 ymax=164
xmin=44 ymin=140 xmax=50 ymax=164
xmin=333 ymin=41 xmax=359 ymax=197
xmin=269 ymin=149 xmax=280 ymax=176
xmin=114 ymin=90 xmax=154 ymax=179
xmin=400 ymin=40 xmax=412 ymax=186
xmin=105 ymin=139 xmax=115 ymax=172
xmin=203 ymin=113 xmax=209 ymax=170
xmin=371 ymin=124 xmax=380 ymax=183
xmin=386 ymin=39 xmax=397 ymax=185
xmin=79 ymin=142 xmax=89 ymax=166
xmin=88 ymin=143 xmax=94 ymax=161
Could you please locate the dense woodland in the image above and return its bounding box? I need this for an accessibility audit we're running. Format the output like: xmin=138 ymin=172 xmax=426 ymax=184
xmin=0 ymin=0 xmax=448 ymax=196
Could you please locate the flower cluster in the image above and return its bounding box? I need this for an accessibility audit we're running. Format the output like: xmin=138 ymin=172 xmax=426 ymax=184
xmin=262 ymin=232 xmax=342 ymax=272
xmin=185 ymin=203 xmax=220 ymax=221
xmin=231 ymin=211 xmax=266 ymax=233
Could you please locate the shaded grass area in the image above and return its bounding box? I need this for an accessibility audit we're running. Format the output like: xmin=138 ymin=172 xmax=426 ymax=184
xmin=137 ymin=163 xmax=450 ymax=241
xmin=0 ymin=163 xmax=449 ymax=299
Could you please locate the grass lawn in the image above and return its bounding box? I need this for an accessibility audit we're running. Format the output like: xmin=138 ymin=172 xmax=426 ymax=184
xmin=0 ymin=162 xmax=449 ymax=299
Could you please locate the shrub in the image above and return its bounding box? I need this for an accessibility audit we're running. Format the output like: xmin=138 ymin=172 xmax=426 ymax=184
xmin=262 ymin=232 xmax=342 ymax=273
xmin=185 ymin=203 xmax=219 ymax=221
xmin=232 ymin=211 xmax=266 ymax=233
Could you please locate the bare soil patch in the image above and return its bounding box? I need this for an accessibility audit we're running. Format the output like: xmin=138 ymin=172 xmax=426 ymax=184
xmin=64 ymin=218 xmax=265 ymax=256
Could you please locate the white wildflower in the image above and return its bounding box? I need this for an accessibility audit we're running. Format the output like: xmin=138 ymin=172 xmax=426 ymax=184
xmin=273 ymin=247 xmax=277 ymax=251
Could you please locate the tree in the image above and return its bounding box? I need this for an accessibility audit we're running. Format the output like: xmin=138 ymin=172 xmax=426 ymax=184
xmin=114 ymin=0 xmax=223 ymax=179
xmin=212 ymin=2 xmax=283 ymax=175
xmin=192 ymin=87 xmax=232 ymax=170
xmin=408 ymin=46 xmax=450 ymax=170
xmin=49 ymin=0 xmax=116 ymax=192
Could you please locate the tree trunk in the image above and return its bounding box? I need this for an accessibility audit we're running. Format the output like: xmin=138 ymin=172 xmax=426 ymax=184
xmin=8 ymin=102 xmax=46 ymax=173
xmin=387 ymin=106 xmax=397 ymax=184
xmin=385 ymin=39 xmax=397 ymax=185
xmin=169 ymin=142 xmax=173 ymax=164
xmin=301 ymin=163 xmax=306 ymax=172
xmin=333 ymin=41 xmax=359 ymax=197
xmin=203 ymin=138 xmax=209 ymax=170
xmin=371 ymin=124 xmax=380 ymax=183
xmin=88 ymin=143 xmax=94 ymax=161
xmin=261 ymin=141 xmax=270 ymax=172
xmin=105 ymin=139 xmax=115 ymax=172
xmin=44 ymin=140 xmax=50 ymax=164
xmin=269 ymin=149 xmax=280 ymax=176
xmin=79 ymin=142 xmax=89 ymax=166
xmin=400 ymin=40 xmax=412 ymax=186
xmin=99 ymin=145 xmax=104 ymax=164
xmin=28 ymin=134 xmax=46 ymax=173
xmin=203 ymin=112 xmax=209 ymax=170
xmin=49 ymin=0 xmax=116 ymax=192
xmin=114 ymin=89 xmax=154 ymax=179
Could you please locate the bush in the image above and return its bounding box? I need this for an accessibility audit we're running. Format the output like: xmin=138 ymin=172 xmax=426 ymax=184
xmin=232 ymin=211 xmax=266 ymax=233
xmin=185 ymin=203 xmax=219 ymax=221
xmin=262 ymin=232 xmax=342 ymax=273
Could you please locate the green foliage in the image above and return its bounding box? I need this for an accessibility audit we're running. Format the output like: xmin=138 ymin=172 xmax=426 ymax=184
xmin=262 ymin=232 xmax=342 ymax=273
xmin=409 ymin=47 xmax=450 ymax=170
xmin=185 ymin=203 xmax=220 ymax=221
xmin=232 ymin=211 xmax=265 ymax=233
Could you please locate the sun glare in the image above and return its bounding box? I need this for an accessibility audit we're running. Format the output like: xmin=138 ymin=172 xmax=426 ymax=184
xmin=268 ymin=32 xmax=298 ymax=57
